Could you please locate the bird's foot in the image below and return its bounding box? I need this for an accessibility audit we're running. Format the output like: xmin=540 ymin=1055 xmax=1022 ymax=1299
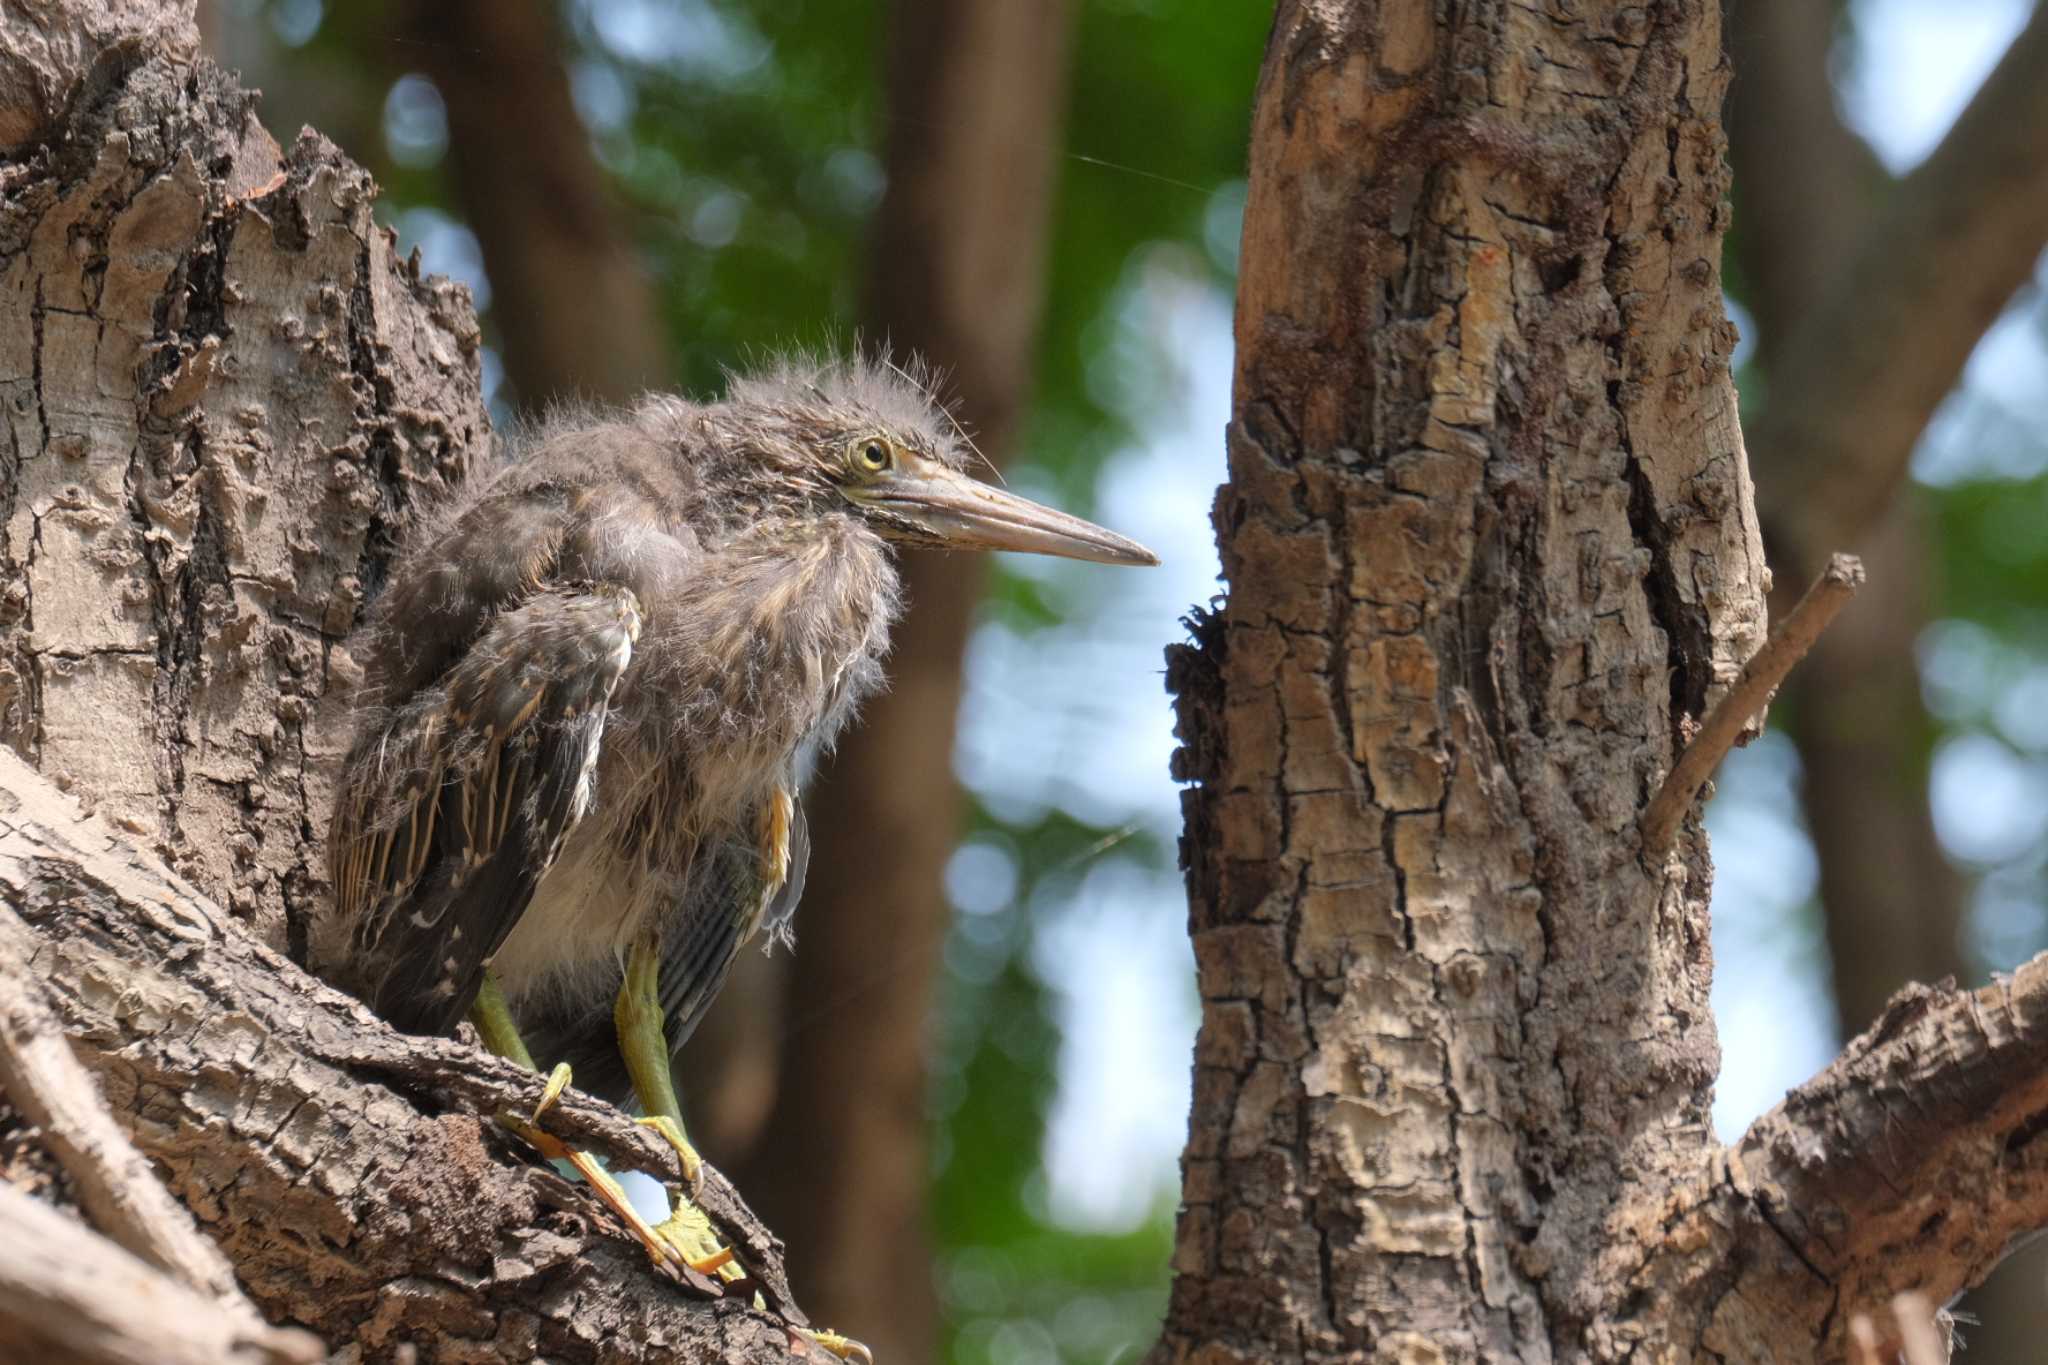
xmin=650 ymin=1191 xmax=742 ymax=1282
xmin=501 ymin=1064 xmax=731 ymax=1277
xmin=793 ymin=1326 xmax=874 ymax=1364
xmin=530 ymin=1060 xmax=574 ymax=1124
xmin=634 ymin=1113 xmax=742 ymax=1281
xmin=635 ymin=1113 xmax=705 ymax=1195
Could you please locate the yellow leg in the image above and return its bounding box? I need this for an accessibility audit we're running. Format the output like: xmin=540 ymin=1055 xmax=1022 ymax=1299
xmin=793 ymin=1327 xmax=875 ymax=1364
xmin=471 ymin=972 xmax=537 ymax=1069
xmin=615 ymin=931 xmax=703 ymax=1188
xmin=615 ymin=929 xmax=742 ymax=1283
xmin=468 ymin=971 xmax=729 ymax=1277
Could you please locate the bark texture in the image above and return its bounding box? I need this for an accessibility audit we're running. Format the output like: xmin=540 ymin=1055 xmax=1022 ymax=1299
xmin=1717 ymin=963 xmax=2048 ymax=1346
xmin=1164 ymin=3 xmax=1763 ymax=1353
xmin=0 ymin=746 xmax=821 ymax=1361
xmin=1151 ymin=2 xmax=2046 ymax=1358
xmin=732 ymin=3 xmax=1074 ymax=1357
xmin=0 ymin=31 xmax=478 ymax=953
xmin=1159 ymin=2 xmax=2048 ymax=1358
xmin=0 ymin=13 xmax=830 ymax=1361
xmin=0 ymin=1180 xmax=306 ymax=1365
xmin=0 ymin=0 xmax=198 ymax=152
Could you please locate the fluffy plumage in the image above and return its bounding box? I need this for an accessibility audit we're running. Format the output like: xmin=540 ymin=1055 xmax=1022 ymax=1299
xmin=315 ymin=356 xmax=946 ymax=1100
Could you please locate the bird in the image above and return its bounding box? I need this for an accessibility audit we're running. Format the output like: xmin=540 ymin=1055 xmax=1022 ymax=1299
xmin=310 ymin=354 xmax=1156 ymax=1336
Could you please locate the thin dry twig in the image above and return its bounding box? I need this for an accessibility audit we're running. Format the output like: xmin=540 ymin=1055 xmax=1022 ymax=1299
xmin=0 ymin=906 xmax=241 ymax=1304
xmin=0 ymin=746 xmax=818 ymax=1359
xmin=0 ymin=1182 xmax=318 ymax=1365
xmin=1640 ymin=553 xmax=1864 ymax=858
xmin=0 ymin=905 xmax=322 ymax=1361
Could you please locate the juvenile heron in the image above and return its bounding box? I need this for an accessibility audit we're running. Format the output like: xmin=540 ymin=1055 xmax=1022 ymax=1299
xmin=313 ymin=356 xmax=1154 ymax=1322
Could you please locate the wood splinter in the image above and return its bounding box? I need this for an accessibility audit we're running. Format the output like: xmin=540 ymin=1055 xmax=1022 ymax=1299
xmin=1640 ymin=553 xmax=1865 ymax=860
xmin=1846 ymin=1292 xmax=1950 ymax=1365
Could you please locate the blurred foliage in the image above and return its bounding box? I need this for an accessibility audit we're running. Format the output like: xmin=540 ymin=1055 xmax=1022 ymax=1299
xmin=1728 ymin=226 xmax=2048 ymax=998
xmin=1921 ymin=301 xmax=2048 ymax=974
xmin=238 ymin=1 xmax=1264 ymax=1359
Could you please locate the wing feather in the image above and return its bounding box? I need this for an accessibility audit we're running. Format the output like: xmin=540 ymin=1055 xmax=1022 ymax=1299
xmin=321 ymin=584 xmax=642 ymax=1037
xmin=661 ymin=798 xmax=811 ymax=1045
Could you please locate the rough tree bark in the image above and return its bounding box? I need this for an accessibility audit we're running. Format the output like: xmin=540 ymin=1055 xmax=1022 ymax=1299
xmin=1158 ymin=3 xmax=2048 ymax=1360
xmin=0 ymin=7 xmax=834 ymax=1359
xmin=0 ymin=9 xmax=476 ymax=956
xmin=732 ymin=3 xmax=1074 ymax=1358
xmin=0 ymin=746 xmax=815 ymax=1359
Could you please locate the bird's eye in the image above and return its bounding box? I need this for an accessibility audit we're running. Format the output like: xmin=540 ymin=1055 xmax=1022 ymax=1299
xmin=852 ymin=439 xmax=893 ymax=474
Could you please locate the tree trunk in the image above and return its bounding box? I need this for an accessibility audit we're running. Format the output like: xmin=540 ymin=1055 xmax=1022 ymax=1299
xmin=731 ymin=3 xmax=1074 ymax=1358
xmin=0 ymin=10 xmax=478 ymax=954
xmin=396 ymin=0 xmax=672 ymax=408
xmin=1157 ymin=2 xmax=2048 ymax=1358
xmin=0 ymin=9 xmax=833 ymax=1359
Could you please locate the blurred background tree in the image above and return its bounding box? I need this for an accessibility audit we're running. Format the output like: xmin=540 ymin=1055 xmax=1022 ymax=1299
xmin=200 ymin=0 xmax=2048 ymax=1358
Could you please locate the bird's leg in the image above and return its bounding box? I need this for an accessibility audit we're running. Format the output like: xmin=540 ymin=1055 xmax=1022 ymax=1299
xmin=467 ymin=970 xmax=727 ymax=1276
xmin=470 ymin=971 xmax=538 ymax=1068
xmin=616 ymin=928 xmax=743 ymax=1284
xmin=615 ymin=928 xmax=704 ymax=1188
xmin=616 ymin=932 xmax=873 ymax=1358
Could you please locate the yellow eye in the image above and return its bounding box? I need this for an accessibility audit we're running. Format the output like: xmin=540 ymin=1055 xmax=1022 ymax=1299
xmin=851 ymin=438 xmax=893 ymax=474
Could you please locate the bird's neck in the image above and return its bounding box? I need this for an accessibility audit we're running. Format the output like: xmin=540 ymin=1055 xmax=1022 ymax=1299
xmin=630 ymin=510 xmax=901 ymax=779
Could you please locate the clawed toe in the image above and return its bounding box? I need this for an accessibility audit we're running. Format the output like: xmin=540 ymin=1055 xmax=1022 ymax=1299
xmin=653 ymin=1187 xmax=744 ymax=1281
xmin=636 ymin=1113 xmax=706 ymax=1195
xmin=794 ymin=1326 xmax=874 ymax=1364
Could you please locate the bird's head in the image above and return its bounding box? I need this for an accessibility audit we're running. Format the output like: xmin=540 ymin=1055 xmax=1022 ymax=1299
xmin=706 ymin=355 xmax=1158 ymax=567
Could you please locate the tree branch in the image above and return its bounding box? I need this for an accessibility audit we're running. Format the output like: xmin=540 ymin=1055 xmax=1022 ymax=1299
xmin=0 ymin=905 xmax=304 ymax=1338
xmin=0 ymin=747 xmax=831 ymax=1362
xmin=1622 ymin=952 xmax=2048 ymax=1357
xmin=0 ymin=1181 xmax=311 ymax=1365
xmin=1760 ymin=1 xmax=2048 ymax=571
xmin=1730 ymin=955 xmax=2048 ymax=1348
xmin=1640 ymin=554 xmax=1863 ymax=860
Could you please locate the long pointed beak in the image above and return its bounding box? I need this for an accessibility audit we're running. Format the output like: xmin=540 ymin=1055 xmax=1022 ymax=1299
xmin=876 ymin=467 xmax=1159 ymax=566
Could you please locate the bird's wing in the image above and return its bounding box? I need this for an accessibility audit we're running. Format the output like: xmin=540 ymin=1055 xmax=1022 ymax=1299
xmin=325 ymin=584 xmax=642 ymax=1037
xmin=659 ymin=795 xmax=812 ymax=1050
